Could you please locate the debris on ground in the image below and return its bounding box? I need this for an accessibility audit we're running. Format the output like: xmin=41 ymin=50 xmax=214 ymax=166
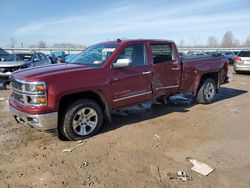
xmin=40 ymin=146 xmax=47 ymax=150
xmin=230 ymin=107 xmax=239 ymax=113
xmin=62 ymin=141 xmax=86 ymax=152
xmin=79 ymin=161 xmax=89 ymax=168
xmin=154 ymin=134 xmax=160 ymax=139
xmin=187 ymin=157 xmax=214 ymax=176
xmin=137 ymin=104 xmax=146 ymax=111
xmin=153 ymin=100 xmax=163 ymax=105
xmin=112 ymin=110 xmax=128 ymax=117
xmin=167 ymin=171 xmax=192 ymax=182
xmin=150 ymin=164 xmax=161 ymax=181
xmin=170 ymin=93 xmax=193 ymax=105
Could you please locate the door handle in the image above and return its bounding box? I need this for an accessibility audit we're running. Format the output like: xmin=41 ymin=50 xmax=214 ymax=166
xmin=110 ymin=77 xmax=119 ymax=82
xmin=142 ymin=71 xmax=152 ymax=75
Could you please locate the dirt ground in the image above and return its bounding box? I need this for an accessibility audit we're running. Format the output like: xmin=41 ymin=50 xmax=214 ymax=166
xmin=0 ymin=67 xmax=250 ymax=188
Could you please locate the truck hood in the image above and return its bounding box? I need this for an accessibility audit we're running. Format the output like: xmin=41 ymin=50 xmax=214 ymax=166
xmin=12 ymin=63 xmax=96 ymax=82
xmin=0 ymin=61 xmax=28 ymax=67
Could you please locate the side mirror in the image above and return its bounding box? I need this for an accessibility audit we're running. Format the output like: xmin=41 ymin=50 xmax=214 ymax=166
xmin=33 ymin=58 xmax=39 ymax=62
xmin=113 ymin=58 xmax=132 ymax=68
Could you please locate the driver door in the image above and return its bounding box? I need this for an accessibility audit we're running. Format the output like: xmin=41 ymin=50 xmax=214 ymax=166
xmin=111 ymin=43 xmax=153 ymax=109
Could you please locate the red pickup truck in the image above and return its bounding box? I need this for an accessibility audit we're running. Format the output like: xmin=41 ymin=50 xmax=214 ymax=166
xmin=9 ymin=39 xmax=229 ymax=140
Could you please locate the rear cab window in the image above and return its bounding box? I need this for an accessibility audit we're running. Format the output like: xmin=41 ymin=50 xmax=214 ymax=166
xmin=151 ymin=43 xmax=174 ymax=64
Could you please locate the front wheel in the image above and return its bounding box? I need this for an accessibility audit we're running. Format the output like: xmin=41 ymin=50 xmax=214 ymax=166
xmin=60 ymin=99 xmax=103 ymax=140
xmin=196 ymin=78 xmax=216 ymax=104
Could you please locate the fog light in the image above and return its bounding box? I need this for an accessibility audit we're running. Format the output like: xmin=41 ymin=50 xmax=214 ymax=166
xmin=27 ymin=117 xmax=39 ymax=124
xmin=37 ymin=97 xmax=46 ymax=104
xmin=26 ymin=95 xmax=47 ymax=105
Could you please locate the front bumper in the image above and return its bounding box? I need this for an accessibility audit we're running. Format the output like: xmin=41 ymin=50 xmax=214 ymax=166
xmin=9 ymin=106 xmax=58 ymax=131
xmin=0 ymin=72 xmax=12 ymax=77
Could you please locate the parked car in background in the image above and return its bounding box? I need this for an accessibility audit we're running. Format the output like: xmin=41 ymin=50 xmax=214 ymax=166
xmin=65 ymin=54 xmax=77 ymax=63
xmin=0 ymin=52 xmax=51 ymax=89
xmin=233 ymin=50 xmax=250 ymax=73
xmin=222 ymin=51 xmax=235 ymax=64
xmin=178 ymin=52 xmax=186 ymax=57
xmin=205 ymin=51 xmax=222 ymax=56
xmin=0 ymin=48 xmax=9 ymax=61
xmin=49 ymin=51 xmax=67 ymax=64
xmin=187 ymin=51 xmax=206 ymax=56
xmin=232 ymin=51 xmax=240 ymax=56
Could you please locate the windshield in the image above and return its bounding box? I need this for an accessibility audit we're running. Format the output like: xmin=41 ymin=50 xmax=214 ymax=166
xmin=1 ymin=54 xmax=33 ymax=62
xmin=70 ymin=44 xmax=117 ymax=66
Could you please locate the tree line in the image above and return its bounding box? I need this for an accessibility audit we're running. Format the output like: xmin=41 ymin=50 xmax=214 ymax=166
xmin=7 ymin=39 xmax=86 ymax=49
xmin=178 ymin=31 xmax=250 ymax=48
xmin=6 ymin=31 xmax=250 ymax=49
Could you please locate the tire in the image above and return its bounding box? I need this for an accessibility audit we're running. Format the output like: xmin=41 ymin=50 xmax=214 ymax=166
xmin=196 ymin=78 xmax=216 ymax=104
xmin=60 ymin=99 xmax=103 ymax=141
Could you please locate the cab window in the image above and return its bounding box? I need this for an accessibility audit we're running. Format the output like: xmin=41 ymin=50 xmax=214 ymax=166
xmin=117 ymin=44 xmax=147 ymax=67
xmin=151 ymin=44 xmax=173 ymax=64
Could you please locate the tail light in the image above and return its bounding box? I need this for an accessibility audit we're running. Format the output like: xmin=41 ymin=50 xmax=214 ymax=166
xmin=234 ymin=57 xmax=241 ymax=63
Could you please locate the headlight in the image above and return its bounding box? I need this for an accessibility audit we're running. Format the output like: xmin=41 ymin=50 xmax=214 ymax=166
xmin=25 ymin=82 xmax=47 ymax=106
xmin=25 ymin=83 xmax=46 ymax=93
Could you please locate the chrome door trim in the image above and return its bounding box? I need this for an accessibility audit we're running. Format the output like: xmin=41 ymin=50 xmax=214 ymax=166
xmin=156 ymin=85 xmax=179 ymax=90
xmin=142 ymin=71 xmax=152 ymax=75
xmin=113 ymin=91 xmax=152 ymax=102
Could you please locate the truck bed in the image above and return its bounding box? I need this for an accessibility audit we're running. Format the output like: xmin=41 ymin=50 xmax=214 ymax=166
xmin=180 ymin=54 xmax=224 ymax=62
xmin=178 ymin=55 xmax=228 ymax=93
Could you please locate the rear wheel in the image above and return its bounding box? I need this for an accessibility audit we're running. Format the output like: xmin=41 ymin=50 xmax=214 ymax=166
xmin=60 ymin=99 xmax=103 ymax=140
xmin=196 ymin=78 xmax=216 ymax=104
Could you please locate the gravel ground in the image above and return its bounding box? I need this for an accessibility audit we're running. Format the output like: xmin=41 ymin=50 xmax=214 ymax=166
xmin=0 ymin=67 xmax=250 ymax=188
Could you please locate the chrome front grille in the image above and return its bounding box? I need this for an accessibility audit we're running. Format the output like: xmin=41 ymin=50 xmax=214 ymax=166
xmin=12 ymin=92 xmax=25 ymax=104
xmin=10 ymin=78 xmax=47 ymax=106
xmin=11 ymin=80 xmax=23 ymax=91
xmin=11 ymin=79 xmax=25 ymax=105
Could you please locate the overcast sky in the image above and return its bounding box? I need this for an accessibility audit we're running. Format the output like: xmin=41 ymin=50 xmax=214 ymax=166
xmin=0 ymin=0 xmax=250 ymax=47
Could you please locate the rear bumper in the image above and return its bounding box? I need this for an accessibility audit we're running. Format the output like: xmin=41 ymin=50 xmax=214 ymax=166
xmin=9 ymin=106 xmax=58 ymax=131
xmin=234 ymin=63 xmax=250 ymax=72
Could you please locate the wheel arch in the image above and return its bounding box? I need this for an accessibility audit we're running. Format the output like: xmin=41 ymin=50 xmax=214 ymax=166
xmin=195 ymin=72 xmax=219 ymax=96
xmin=58 ymin=90 xmax=111 ymax=123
